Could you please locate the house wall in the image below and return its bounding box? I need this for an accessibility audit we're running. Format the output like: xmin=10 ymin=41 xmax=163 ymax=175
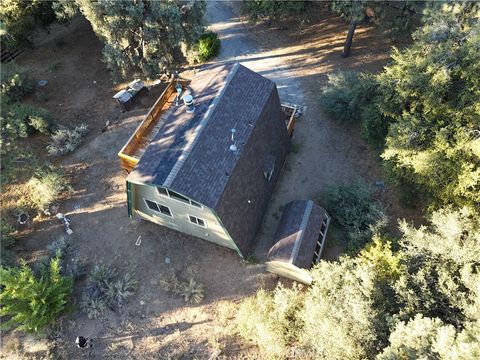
xmin=215 ymin=87 xmax=290 ymax=257
xmin=129 ymin=182 xmax=239 ymax=252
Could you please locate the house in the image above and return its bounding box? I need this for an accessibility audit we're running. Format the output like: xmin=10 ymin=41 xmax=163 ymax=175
xmin=266 ymin=200 xmax=330 ymax=284
xmin=124 ymin=63 xmax=291 ymax=257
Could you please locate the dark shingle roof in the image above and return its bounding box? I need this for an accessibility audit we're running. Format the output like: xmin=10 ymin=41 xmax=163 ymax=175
xmin=267 ymin=200 xmax=328 ymax=269
xmin=128 ymin=63 xmax=277 ymax=209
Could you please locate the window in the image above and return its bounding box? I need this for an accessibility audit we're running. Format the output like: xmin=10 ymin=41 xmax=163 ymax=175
xmin=168 ymin=190 xmax=190 ymax=203
xmin=145 ymin=199 xmax=159 ymax=212
xmin=157 ymin=187 xmax=168 ymax=196
xmin=159 ymin=204 xmax=172 ymax=217
xmin=160 ymin=188 xmax=202 ymax=208
xmin=144 ymin=199 xmax=172 ymax=217
xmin=189 ymin=215 xmax=206 ymax=228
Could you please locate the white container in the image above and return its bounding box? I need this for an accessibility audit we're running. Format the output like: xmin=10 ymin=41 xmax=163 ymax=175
xmin=113 ymin=89 xmax=133 ymax=103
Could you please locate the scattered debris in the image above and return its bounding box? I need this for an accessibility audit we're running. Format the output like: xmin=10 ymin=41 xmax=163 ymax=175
xmin=73 ymin=203 xmax=81 ymax=211
xmin=165 ymin=256 xmax=171 ymax=264
xmin=135 ymin=236 xmax=142 ymax=246
xmin=37 ymin=80 xmax=48 ymax=87
xmin=56 ymin=213 xmax=73 ymax=235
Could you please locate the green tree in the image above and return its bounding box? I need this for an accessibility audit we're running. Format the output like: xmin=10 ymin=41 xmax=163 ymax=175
xmin=56 ymin=0 xmax=206 ymax=82
xmin=377 ymin=315 xmax=480 ymax=360
xmin=380 ymin=2 xmax=480 ymax=211
xmin=242 ymin=0 xmax=307 ymax=22
xmin=0 ymin=0 xmax=56 ymax=48
xmin=0 ymin=256 xmax=74 ymax=333
xmin=331 ymin=1 xmax=424 ymax=57
xmin=324 ymin=180 xmax=388 ymax=250
xmin=394 ymin=207 xmax=480 ymax=327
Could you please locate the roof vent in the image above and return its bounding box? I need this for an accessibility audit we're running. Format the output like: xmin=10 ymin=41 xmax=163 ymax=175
xmin=229 ymin=128 xmax=238 ymax=153
xmin=184 ymin=94 xmax=194 ymax=113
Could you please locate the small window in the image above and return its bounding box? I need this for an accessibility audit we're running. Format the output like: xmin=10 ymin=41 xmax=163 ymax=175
xmin=189 ymin=215 xmax=206 ymax=228
xmin=145 ymin=199 xmax=159 ymax=212
xmin=159 ymin=204 xmax=172 ymax=217
xmin=157 ymin=187 xmax=168 ymax=196
xmin=168 ymin=190 xmax=190 ymax=203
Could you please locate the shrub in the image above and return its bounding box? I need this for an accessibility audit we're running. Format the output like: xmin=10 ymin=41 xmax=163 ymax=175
xmin=46 ymin=124 xmax=88 ymax=156
xmin=67 ymin=257 xmax=88 ymax=279
xmin=323 ymin=180 xmax=387 ymax=250
xmin=360 ymin=102 xmax=391 ymax=150
xmin=159 ymin=271 xmax=205 ymax=304
xmin=80 ymin=295 xmax=107 ymax=320
xmin=236 ymin=283 xmax=305 ymax=357
xmin=81 ymin=265 xmax=137 ymax=318
xmin=47 ymin=235 xmax=73 ymax=258
xmin=0 ymin=256 xmax=74 ymax=333
xmin=0 ymin=222 xmax=17 ymax=267
xmin=183 ymin=32 xmax=220 ymax=64
xmin=26 ymin=167 xmax=71 ymax=213
xmin=197 ymin=32 xmax=220 ymax=61
xmin=1 ymin=103 xmax=52 ymax=145
xmin=105 ymin=272 xmax=138 ymax=309
xmin=320 ymin=71 xmax=378 ymax=123
xmin=0 ymin=63 xmax=36 ymax=103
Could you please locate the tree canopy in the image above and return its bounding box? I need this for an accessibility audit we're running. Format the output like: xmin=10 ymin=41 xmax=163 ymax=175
xmin=55 ymin=0 xmax=206 ymax=81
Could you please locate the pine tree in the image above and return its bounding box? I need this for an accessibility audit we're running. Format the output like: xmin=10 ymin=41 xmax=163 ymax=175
xmin=0 ymin=256 xmax=74 ymax=333
xmin=55 ymin=0 xmax=206 ymax=82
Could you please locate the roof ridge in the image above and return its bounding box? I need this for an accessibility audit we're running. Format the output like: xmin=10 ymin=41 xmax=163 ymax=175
xmin=289 ymin=200 xmax=314 ymax=263
xmin=163 ymin=63 xmax=241 ymax=187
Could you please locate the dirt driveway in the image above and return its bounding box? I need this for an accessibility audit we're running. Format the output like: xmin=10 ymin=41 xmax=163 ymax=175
xmin=3 ymin=2 xmax=419 ymax=359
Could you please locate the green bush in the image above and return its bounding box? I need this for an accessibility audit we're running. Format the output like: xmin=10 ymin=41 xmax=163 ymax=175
xmin=46 ymin=124 xmax=88 ymax=156
xmin=0 ymin=256 xmax=74 ymax=333
xmin=81 ymin=265 xmax=137 ymax=318
xmin=197 ymin=32 xmax=220 ymax=62
xmin=236 ymin=284 xmax=305 ymax=357
xmin=26 ymin=167 xmax=71 ymax=213
xmin=323 ymin=180 xmax=387 ymax=250
xmin=0 ymin=63 xmax=36 ymax=103
xmin=0 ymin=221 xmax=17 ymax=267
xmin=360 ymin=102 xmax=390 ymax=150
xmin=1 ymin=102 xmax=52 ymax=145
xmin=320 ymin=71 xmax=378 ymax=123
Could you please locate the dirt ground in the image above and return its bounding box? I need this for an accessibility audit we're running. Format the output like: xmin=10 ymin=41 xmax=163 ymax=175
xmin=1 ymin=2 xmax=421 ymax=359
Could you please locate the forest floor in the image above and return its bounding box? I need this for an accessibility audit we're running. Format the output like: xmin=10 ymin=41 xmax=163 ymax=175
xmin=1 ymin=2 xmax=420 ymax=359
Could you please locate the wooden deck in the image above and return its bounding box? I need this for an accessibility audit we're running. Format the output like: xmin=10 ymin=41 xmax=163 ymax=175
xmin=118 ymin=78 xmax=190 ymax=172
xmin=119 ymin=79 xmax=298 ymax=173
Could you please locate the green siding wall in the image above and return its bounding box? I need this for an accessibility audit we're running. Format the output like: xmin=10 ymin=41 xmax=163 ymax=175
xmin=131 ymin=183 xmax=238 ymax=251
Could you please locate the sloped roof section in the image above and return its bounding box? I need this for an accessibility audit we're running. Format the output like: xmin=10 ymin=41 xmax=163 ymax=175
xmin=267 ymin=200 xmax=328 ymax=269
xmin=128 ymin=63 xmax=277 ymax=209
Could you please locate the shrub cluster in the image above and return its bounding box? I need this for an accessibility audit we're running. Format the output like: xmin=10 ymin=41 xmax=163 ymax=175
xmin=46 ymin=124 xmax=88 ymax=156
xmin=80 ymin=265 xmax=137 ymax=319
xmin=25 ymin=166 xmax=72 ymax=213
xmin=324 ymin=180 xmax=388 ymax=251
xmin=0 ymin=63 xmax=36 ymax=104
xmin=159 ymin=271 xmax=204 ymax=304
xmin=184 ymin=32 xmax=220 ymax=64
xmin=236 ymin=207 xmax=480 ymax=359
